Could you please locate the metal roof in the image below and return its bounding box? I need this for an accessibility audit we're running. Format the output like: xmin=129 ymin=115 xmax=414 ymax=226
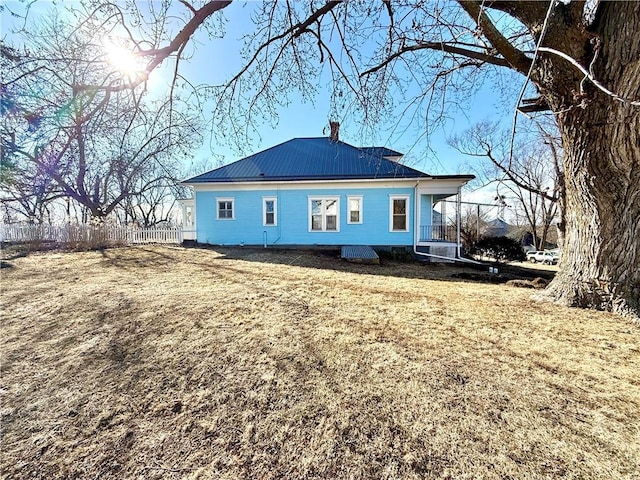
xmin=184 ymin=137 xmax=473 ymax=184
xmin=359 ymin=146 xmax=403 ymax=158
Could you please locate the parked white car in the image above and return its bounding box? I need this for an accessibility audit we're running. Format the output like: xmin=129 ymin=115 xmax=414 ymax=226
xmin=526 ymin=250 xmax=559 ymax=265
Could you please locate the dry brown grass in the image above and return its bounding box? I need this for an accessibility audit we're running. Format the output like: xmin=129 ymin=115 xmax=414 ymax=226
xmin=1 ymin=246 xmax=638 ymax=479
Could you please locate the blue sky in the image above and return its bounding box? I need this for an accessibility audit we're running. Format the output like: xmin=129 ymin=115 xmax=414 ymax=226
xmin=171 ymin=2 xmax=522 ymax=179
xmin=2 ymin=1 xmax=527 ymax=206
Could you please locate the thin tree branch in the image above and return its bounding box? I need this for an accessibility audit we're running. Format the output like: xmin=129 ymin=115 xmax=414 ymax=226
xmin=360 ymin=41 xmax=511 ymax=77
xmin=224 ymin=1 xmax=342 ymax=89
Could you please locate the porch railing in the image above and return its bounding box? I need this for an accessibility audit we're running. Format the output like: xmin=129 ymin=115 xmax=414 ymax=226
xmin=419 ymin=224 xmax=457 ymax=242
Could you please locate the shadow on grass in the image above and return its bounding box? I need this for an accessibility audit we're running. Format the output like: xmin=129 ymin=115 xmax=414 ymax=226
xmin=43 ymin=243 xmax=557 ymax=288
xmin=0 ymin=244 xmax=29 ymax=261
xmin=98 ymin=246 xmax=180 ymax=270
xmin=188 ymin=244 xmax=556 ymax=286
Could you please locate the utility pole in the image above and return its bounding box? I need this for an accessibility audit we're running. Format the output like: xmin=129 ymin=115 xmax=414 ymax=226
xmin=477 ymin=203 xmax=481 ymax=242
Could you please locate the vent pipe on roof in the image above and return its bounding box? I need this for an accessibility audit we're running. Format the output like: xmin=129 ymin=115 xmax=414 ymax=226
xmin=329 ymin=121 xmax=339 ymax=142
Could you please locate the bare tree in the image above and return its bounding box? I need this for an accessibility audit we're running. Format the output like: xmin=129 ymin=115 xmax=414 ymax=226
xmin=1 ymin=10 xmax=200 ymax=223
xmin=117 ymin=175 xmax=187 ymax=227
xmin=458 ymin=204 xmax=490 ymax=248
xmin=450 ymin=121 xmax=562 ymax=251
xmin=505 ymin=168 xmax=559 ymax=252
xmin=0 ymin=158 xmax=64 ymax=223
xmin=3 ymin=1 xmax=639 ymax=316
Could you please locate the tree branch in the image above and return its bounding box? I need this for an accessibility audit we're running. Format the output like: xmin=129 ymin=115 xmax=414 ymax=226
xmin=73 ymin=1 xmax=233 ymax=93
xmin=224 ymin=1 xmax=342 ymax=88
xmin=360 ymin=41 xmax=511 ymax=77
xmin=458 ymin=0 xmax=532 ymax=75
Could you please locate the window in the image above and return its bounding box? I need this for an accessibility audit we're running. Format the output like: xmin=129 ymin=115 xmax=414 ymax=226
xmin=390 ymin=195 xmax=409 ymax=231
xmin=217 ymin=198 xmax=234 ymax=220
xmin=347 ymin=196 xmax=363 ymax=224
xmin=263 ymin=197 xmax=277 ymax=226
xmin=309 ymin=197 xmax=339 ymax=232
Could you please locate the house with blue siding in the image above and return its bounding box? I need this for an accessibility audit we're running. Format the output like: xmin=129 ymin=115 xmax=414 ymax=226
xmin=181 ymin=127 xmax=474 ymax=260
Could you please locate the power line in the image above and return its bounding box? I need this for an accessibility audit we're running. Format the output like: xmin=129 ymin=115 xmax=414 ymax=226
xmin=537 ymin=46 xmax=640 ymax=107
xmin=508 ymin=0 xmax=557 ymax=165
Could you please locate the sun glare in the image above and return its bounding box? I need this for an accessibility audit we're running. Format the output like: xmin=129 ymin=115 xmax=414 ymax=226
xmin=104 ymin=43 xmax=145 ymax=80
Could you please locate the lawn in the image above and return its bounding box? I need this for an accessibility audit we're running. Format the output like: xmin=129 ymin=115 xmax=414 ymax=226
xmin=1 ymin=246 xmax=638 ymax=479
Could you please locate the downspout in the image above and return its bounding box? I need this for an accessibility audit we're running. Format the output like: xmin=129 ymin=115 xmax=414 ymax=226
xmin=272 ymin=187 xmax=282 ymax=245
xmin=263 ymin=188 xmax=283 ymax=248
xmin=412 ymin=180 xmax=484 ymax=265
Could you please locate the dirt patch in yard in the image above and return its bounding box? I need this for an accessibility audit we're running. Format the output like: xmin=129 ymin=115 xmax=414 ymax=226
xmin=1 ymin=246 xmax=638 ymax=479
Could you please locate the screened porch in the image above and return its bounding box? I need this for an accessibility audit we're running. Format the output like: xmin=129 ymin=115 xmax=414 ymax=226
xmin=416 ymin=192 xmax=460 ymax=245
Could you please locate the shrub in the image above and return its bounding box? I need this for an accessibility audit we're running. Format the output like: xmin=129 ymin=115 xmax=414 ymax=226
xmin=471 ymin=236 xmax=526 ymax=262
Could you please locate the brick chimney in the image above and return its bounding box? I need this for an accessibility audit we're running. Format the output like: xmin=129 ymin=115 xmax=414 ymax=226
xmin=329 ymin=121 xmax=339 ymax=142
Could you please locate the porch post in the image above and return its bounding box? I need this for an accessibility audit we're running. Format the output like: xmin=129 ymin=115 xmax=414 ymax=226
xmin=442 ymin=200 xmax=446 ymax=232
xmin=456 ymin=188 xmax=462 ymax=257
xmin=414 ymin=183 xmax=420 ymax=246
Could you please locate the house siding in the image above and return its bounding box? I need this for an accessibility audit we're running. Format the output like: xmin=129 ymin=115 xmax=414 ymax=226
xmin=195 ymin=187 xmax=415 ymax=247
xmin=420 ymin=194 xmax=433 ymax=227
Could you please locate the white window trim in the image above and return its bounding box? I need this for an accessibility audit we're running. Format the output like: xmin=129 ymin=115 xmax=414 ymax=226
xmin=262 ymin=196 xmax=277 ymax=226
xmin=216 ymin=197 xmax=235 ymax=220
xmin=389 ymin=195 xmax=410 ymax=232
xmin=347 ymin=195 xmax=363 ymax=225
xmin=308 ymin=196 xmax=340 ymax=232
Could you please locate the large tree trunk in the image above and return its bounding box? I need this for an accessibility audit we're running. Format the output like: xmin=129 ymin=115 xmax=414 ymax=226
xmin=538 ymin=2 xmax=640 ymax=318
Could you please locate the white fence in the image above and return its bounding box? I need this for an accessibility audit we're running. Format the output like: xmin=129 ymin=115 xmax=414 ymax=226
xmin=0 ymin=224 xmax=183 ymax=245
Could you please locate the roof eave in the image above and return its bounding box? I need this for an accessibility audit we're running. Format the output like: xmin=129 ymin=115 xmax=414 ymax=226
xmin=183 ymin=174 xmax=475 ymax=185
xmin=424 ymin=174 xmax=475 ymax=181
xmin=183 ymin=175 xmax=433 ymax=185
